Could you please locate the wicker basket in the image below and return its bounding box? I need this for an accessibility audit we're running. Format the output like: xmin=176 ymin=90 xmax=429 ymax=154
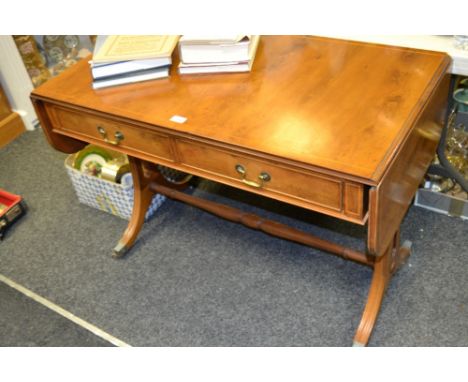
xmin=65 ymin=154 xmax=165 ymax=220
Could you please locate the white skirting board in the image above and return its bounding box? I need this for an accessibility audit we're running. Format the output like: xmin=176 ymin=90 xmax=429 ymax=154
xmin=0 ymin=35 xmax=37 ymax=131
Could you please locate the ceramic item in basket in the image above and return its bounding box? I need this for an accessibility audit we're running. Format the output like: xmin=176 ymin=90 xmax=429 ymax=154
xmin=73 ymin=145 xmax=113 ymax=176
xmin=100 ymin=160 xmax=130 ymax=183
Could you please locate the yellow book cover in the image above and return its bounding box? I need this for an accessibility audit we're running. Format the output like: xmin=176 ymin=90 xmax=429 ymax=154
xmin=93 ymin=35 xmax=179 ymax=63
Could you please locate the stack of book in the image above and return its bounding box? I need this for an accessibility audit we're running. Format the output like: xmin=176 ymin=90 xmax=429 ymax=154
xmin=90 ymin=35 xmax=179 ymax=89
xmin=178 ymin=35 xmax=260 ymax=75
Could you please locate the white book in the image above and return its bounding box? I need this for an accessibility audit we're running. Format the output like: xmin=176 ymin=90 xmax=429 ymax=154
xmin=179 ymin=36 xmax=260 ymax=75
xmin=179 ymin=61 xmax=252 ymax=74
xmin=92 ymin=67 xmax=169 ymax=90
xmin=179 ymin=35 xmax=248 ymax=45
xmin=91 ymin=57 xmax=172 ymax=79
xmin=179 ymin=35 xmax=260 ymax=64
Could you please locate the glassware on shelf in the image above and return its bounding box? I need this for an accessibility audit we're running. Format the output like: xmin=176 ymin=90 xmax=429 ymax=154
xmin=13 ymin=35 xmax=51 ymax=87
xmin=13 ymin=35 xmax=96 ymax=88
xmin=41 ymin=35 xmax=93 ymax=77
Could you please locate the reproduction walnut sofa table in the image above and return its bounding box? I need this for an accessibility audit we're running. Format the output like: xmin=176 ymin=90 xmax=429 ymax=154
xmin=31 ymin=36 xmax=450 ymax=346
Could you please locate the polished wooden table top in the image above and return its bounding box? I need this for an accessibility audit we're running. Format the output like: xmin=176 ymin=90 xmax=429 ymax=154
xmin=33 ymin=36 xmax=449 ymax=183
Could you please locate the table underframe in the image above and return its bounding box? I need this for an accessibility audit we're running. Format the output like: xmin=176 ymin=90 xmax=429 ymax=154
xmin=113 ymin=156 xmax=411 ymax=347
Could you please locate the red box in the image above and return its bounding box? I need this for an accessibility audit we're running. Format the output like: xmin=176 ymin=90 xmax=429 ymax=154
xmin=0 ymin=189 xmax=26 ymax=240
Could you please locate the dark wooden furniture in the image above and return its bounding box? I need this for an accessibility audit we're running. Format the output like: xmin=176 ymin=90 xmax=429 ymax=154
xmin=0 ymin=83 xmax=25 ymax=148
xmin=31 ymin=36 xmax=450 ymax=346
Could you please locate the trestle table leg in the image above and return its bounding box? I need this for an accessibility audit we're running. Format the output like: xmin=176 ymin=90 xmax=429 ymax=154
xmin=353 ymin=231 xmax=411 ymax=346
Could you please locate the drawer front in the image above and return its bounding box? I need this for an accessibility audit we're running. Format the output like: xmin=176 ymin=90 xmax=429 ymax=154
xmin=176 ymin=139 xmax=365 ymax=219
xmin=48 ymin=106 xmax=174 ymax=162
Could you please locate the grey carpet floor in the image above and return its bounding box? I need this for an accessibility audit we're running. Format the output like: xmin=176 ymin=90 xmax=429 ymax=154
xmin=0 ymin=129 xmax=467 ymax=346
xmin=0 ymin=282 xmax=113 ymax=346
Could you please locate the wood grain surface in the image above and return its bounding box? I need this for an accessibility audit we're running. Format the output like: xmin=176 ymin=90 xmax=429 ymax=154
xmin=31 ymin=36 xmax=450 ymax=182
xmin=1 ymin=84 xmax=25 ymax=148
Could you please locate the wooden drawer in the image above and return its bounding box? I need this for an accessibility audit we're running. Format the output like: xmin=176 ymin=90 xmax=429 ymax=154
xmin=46 ymin=105 xmax=174 ymax=162
xmin=176 ymin=140 xmax=367 ymax=222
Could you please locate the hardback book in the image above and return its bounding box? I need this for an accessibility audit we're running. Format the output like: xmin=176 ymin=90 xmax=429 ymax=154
xmin=92 ymin=66 xmax=169 ymax=90
xmin=91 ymin=57 xmax=172 ymax=79
xmin=92 ymin=35 xmax=179 ymax=64
xmin=178 ymin=35 xmax=260 ymax=64
xmin=179 ymin=35 xmax=250 ymax=44
xmin=179 ymin=60 xmax=253 ymax=75
xmin=178 ymin=36 xmax=260 ymax=75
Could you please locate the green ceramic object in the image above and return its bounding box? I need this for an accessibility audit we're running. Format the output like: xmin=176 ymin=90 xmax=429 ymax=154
xmin=73 ymin=145 xmax=113 ymax=171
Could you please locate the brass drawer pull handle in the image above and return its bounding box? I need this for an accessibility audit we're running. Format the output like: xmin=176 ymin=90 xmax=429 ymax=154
xmin=97 ymin=126 xmax=124 ymax=146
xmin=235 ymin=164 xmax=271 ymax=188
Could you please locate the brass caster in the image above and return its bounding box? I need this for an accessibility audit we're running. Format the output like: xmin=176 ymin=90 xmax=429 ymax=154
xmin=112 ymin=241 xmax=129 ymax=258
